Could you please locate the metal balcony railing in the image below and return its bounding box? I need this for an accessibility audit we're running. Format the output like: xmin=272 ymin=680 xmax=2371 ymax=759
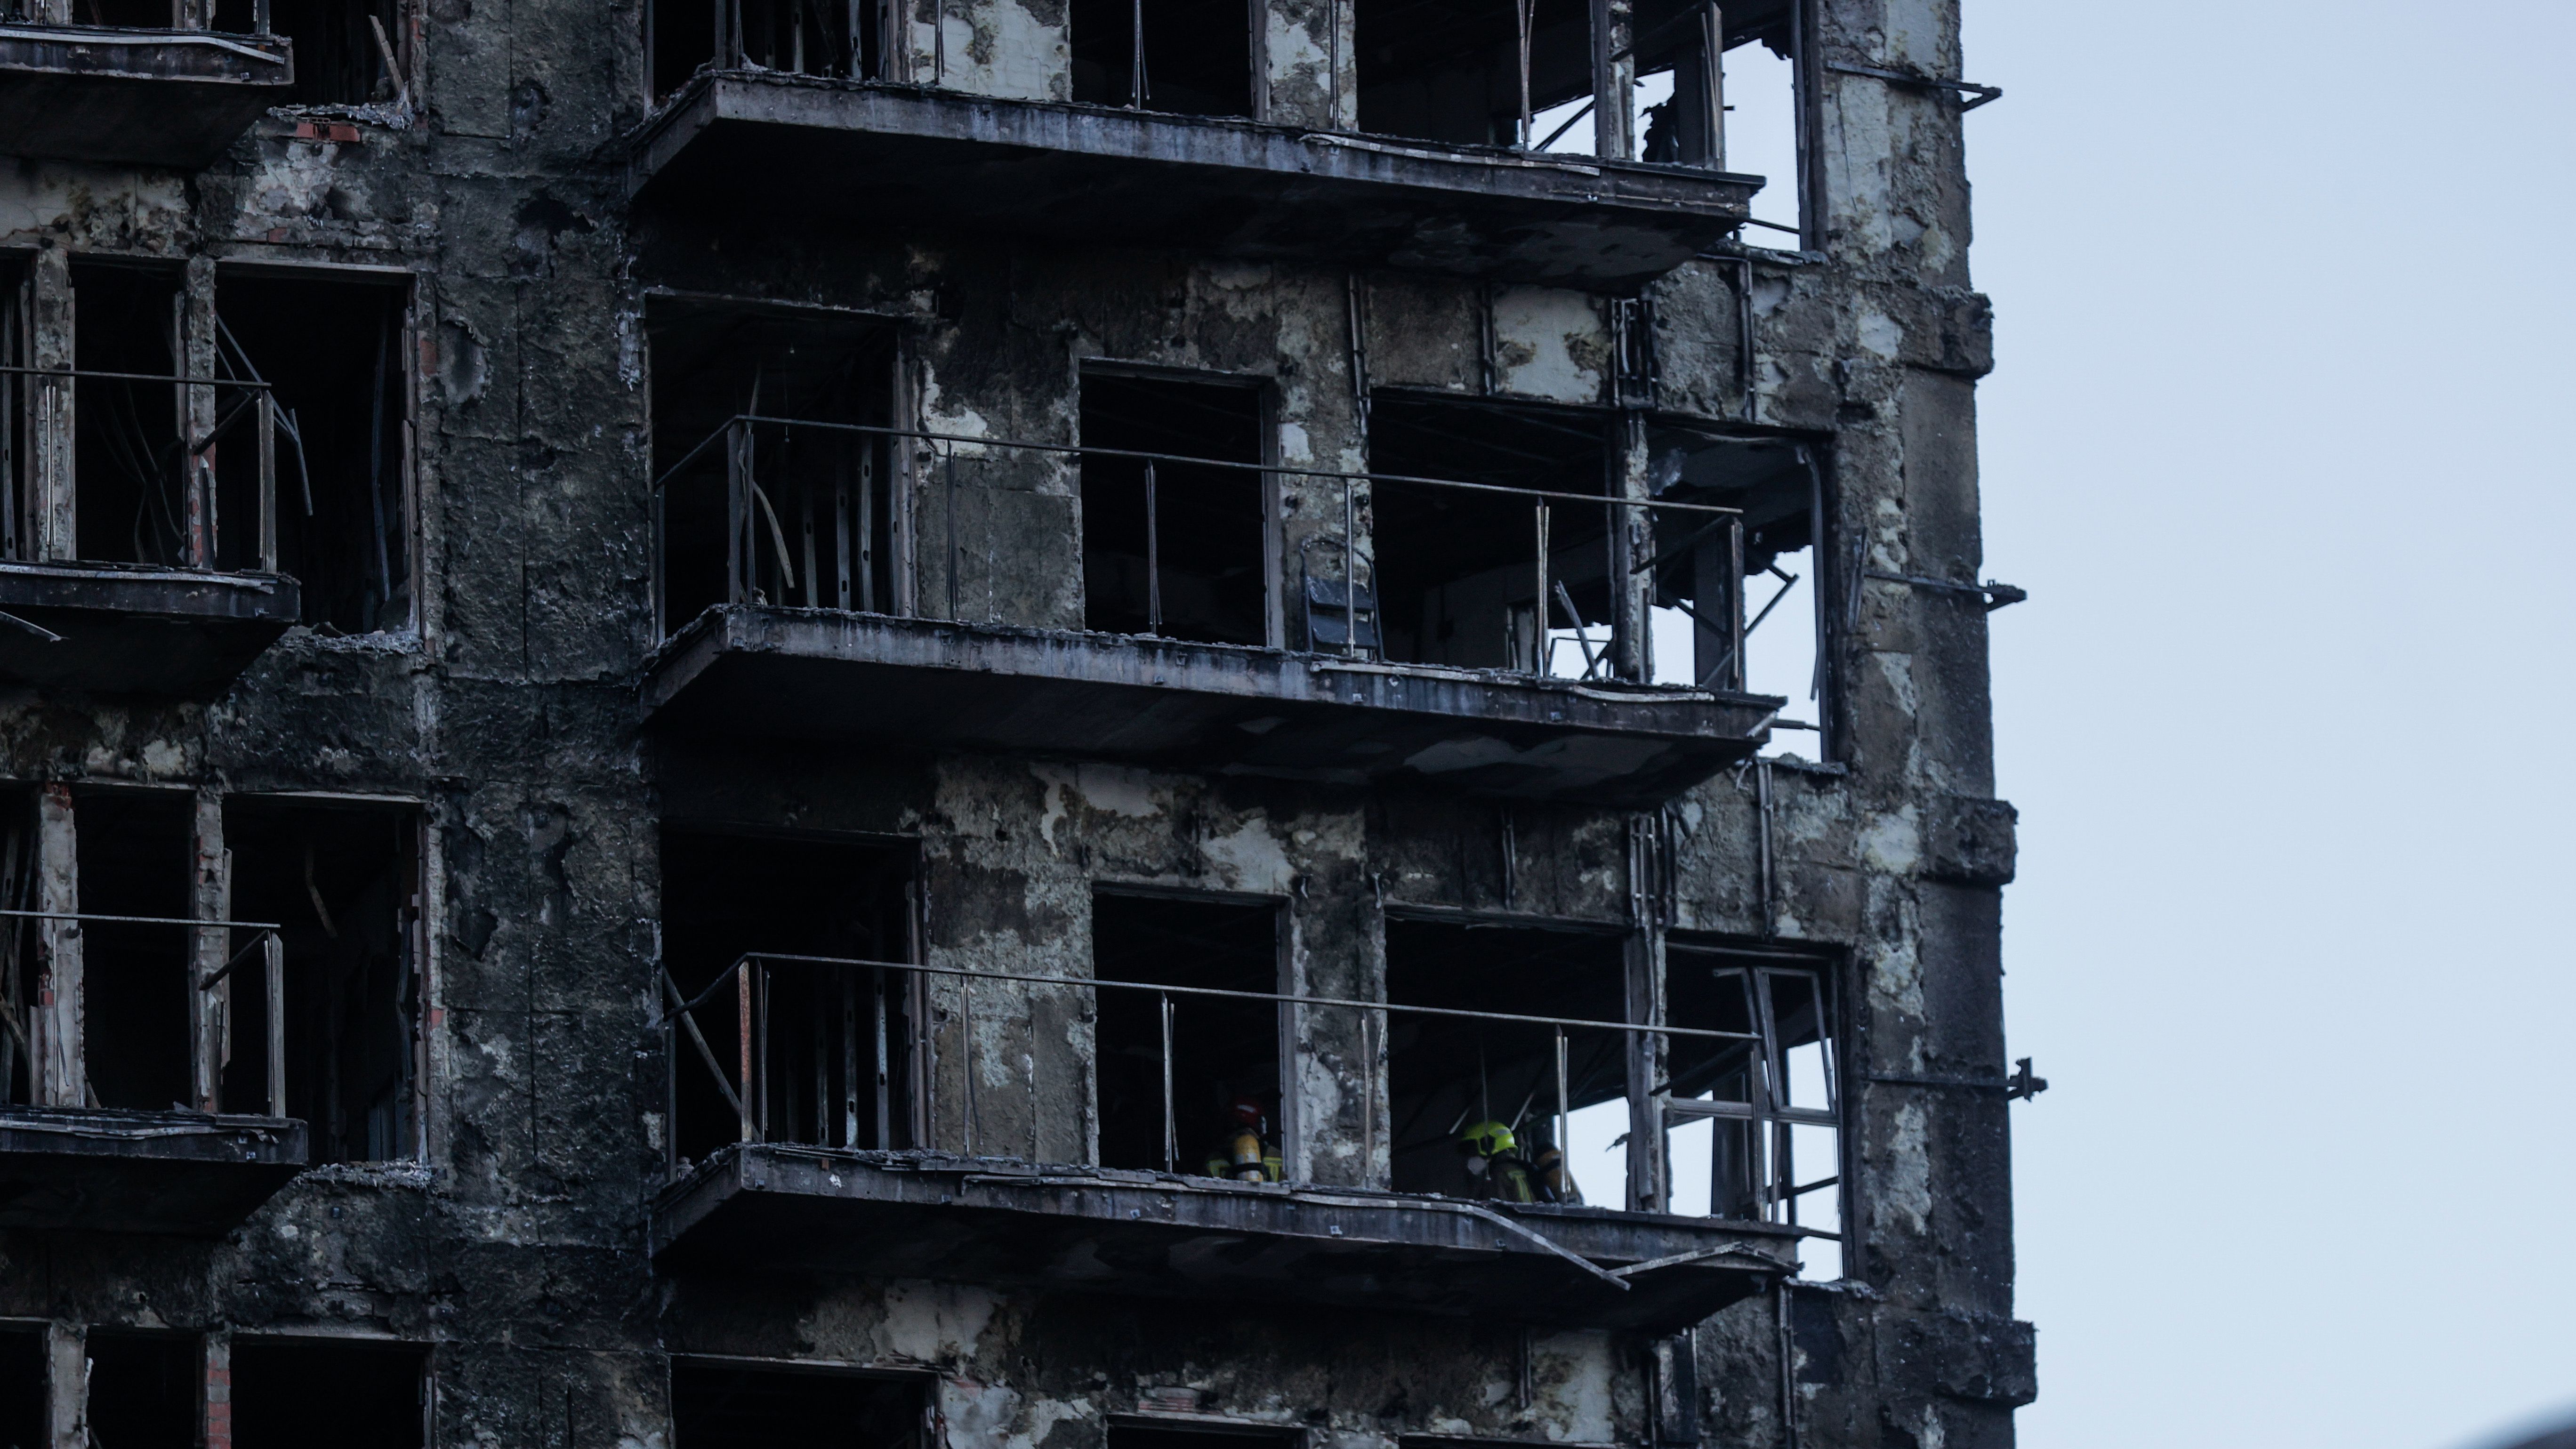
xmin=652 ymin=413 xmax=1763 ymax=689
xmin=0 ymin=908 xmax=286 ymax=1117
xmin=656 ymin=949 xmax=1842 ymax=1239
xmin=0 ymin=364 xmax=287 ymax=578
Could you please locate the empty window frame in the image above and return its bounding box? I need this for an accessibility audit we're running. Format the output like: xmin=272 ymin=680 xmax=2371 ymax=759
xmin=225 ymin=798 xmax=425 ymax=1162
xmin=659 ymin=829 xmax=919 ymax=1171
xmin=1707 ymin=0 xmax=1804 ymax=238
xmin=1079 ymin=370 xmax=1268 ymax=646
xmin=1365 ymin=392 xmax=1616 ymax=675
xmin=73 ymin=789 xmax=196 ymax=1113
xmin=247 ymin=0 xmax=406 ymax=102
xmin=4 ymin=262 xmax=412 ymax=632
xmin=84 ymin=1332 xmax=201 ymax=1449
xmin=0 ymin=788 xmax=33 ymax=1108
xmin=1664 ymin=946 xmax=1840 ymax=1277
xmin=1110 ymin=1427 xmax=1301 ymax=1449
xmin=1642 ymin=430 xmax=1821 ymax=742
xmin=649 ymin=0 xmax=886 ymax=101
xmin=1356 ymin=0 xmax=1589 ymax=149
xmin=1629 ymin=0 xmax=1726 ymax=166
xmin=1091 ymin=891 xmax=1282 ymax=1176
xmin=214 ymin=269 xmax=415 ymax=633
xmin=672 ymin=1361 xmax=925 ymax=1449
xmin=650 ymin=300 xmax=899 ymax=636
xmin=230 ymin=1339 xmax=428 ymax=1449
xmin=1070 ymin=0 xmax=1253 ymax=116
xmin=0 ymin=1325 xmax=42 ymax=1449
xmin=1383 ymin=918 xmax=1628 ymax=1206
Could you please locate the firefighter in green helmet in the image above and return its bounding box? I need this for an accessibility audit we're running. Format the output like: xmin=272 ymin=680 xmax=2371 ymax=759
xmin=1459 ymin=1120 xmax=1585 ymax=1205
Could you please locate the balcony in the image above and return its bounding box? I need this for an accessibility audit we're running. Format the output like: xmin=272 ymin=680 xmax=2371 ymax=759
xmin=647 ymin=608 xmax=1772 ymax=808
xmin=0 ymin=1105 xmax=306 ymax=1234
xmin=626 ymin=76 xmax=1759 ymax=290
xmin=642 ymin=410 xmax=1789 ymax=809
xmin=0 ymin=561 xmax=300 ymax=695
xmin=0 ymin=23 xmax=290 ymax=169
xmin=652 ymin=1146 xmax=1791 ymax=1333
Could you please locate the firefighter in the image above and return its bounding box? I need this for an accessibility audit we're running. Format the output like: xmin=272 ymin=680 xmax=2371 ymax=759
xmin=1530 ymin=1140 xmax=1585 ymax=1206
xmin=1203 ymin=1095 xmax=1284 ymax=1183
xmin=1458 ymin=1120 xmax=1537 ymax=1203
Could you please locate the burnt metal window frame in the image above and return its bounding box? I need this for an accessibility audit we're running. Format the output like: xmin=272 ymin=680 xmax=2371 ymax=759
xmin=646 ymin=0 xmax=896 ymax=99
xmin=0 ymin=255 xmax=423 ymax=635
xmin=1087 ymin=882 xmax=1294 ymax=1177
xmin=668 ymin=1354 xmax=935 ymax=1449
xmin=1075 ymin=361 xmax=1281 ymax=651
xmin=1657 ymin=939 xmax=1843 ymax=1253
xmin=644 ymin=291 xmax=913 ymax=641
xmin=1106 ymin=1416 xmax=1313 ymax=1449
xmin=1069 ymin=0 xmax=1263 ymax=119
xmin=225 ymin=1334 xmax=434 ymax=1449
xmin=221 ymin=789 xmax=434 ymax=1164
xmin=653 ymin=822 xmax=928 ymax=1175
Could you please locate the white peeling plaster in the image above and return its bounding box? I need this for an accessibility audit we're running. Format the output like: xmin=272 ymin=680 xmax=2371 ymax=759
xmin=919 ymin=0 xmax=1063 ymax=101
xmin=1885 ymin=0 xmax=1947 ymax=73
xmin=1493 ymin=286 xmax=1607 ymax=404
xmin=1200 ymin=813 xmax=1295 ymax=894
xmin=878 ymin=1279 xmax=1004 ymax=1363
xmin=1535 ymin=1331 xmax=1618 ymax=1440
xmin=1870 ymin=939 xmax=1925 ymax=1022
xmin=1855 ymin=309 xmax=1903 ymax=361
xmin=0 ymin=164 xmax=190 ymax=248
xmin=1857 ymin=806 xmax=1920 ymax=875
xmin=1033 ymin=762 xmax=1167 ymax=853
xmin=919 ymin=364 xmax=996 ymax=451
xmin=1886 ymin=1099 xmax=1933 ymax=1233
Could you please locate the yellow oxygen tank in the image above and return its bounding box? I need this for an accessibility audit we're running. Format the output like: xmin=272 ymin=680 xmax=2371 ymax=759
xmin=1230 ymin=1127 xmax=1266 ymax=1182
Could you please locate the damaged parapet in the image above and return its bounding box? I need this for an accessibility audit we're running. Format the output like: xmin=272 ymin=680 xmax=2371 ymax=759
xmin=0 ymin=22 xmax=290 ymax=169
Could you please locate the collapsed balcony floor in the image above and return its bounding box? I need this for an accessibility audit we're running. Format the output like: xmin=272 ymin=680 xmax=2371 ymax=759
xmin=627 ymin=75 xmax=1762 ymax=290
xmin=0 ymin=561 xmax=301 ymax=695
xmin=0 ymin=1106 xmax=308 ymax=1235
xmin=641 ymin=607 xmax=1781 ymax=808
xmin=651 ymin=1147 xmax=1796 ymax=1334
xmin=0 ymin=23 xmax=291 ymax=168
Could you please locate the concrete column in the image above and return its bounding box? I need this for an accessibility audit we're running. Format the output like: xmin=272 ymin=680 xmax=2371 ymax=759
xmin=190 ymin=791 xmax=229 ymax=1113
xmin=28 ymin=246 xmax=72 ymax=564
xmin=1610 ymin=414 xmax=1650 ymax=681
xmin=44 ymin=1322 xmax=82 ymax=1449
xmin=183 ymin=256 xmax=218 ymax=570
xmin=1591 ymin=0 xmax=1635 ymax=160
xmin=32 ymin=784 xmax=80 ymax=1109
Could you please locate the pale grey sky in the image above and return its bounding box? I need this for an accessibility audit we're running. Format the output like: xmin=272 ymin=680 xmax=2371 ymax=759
xmin=1964 ymin=2 xmax=2576 ymax=1446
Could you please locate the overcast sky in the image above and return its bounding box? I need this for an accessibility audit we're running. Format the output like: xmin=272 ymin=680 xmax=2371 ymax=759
xmin=1961 ymin=2 xmax=2576 ymax=1446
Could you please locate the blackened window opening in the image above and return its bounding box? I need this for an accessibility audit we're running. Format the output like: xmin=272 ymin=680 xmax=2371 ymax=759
xmin=672 ymin=1362 xmax=924 ymax=1449
xmin=75 ymin=790 xmax=193 ymax=1113
xmin=231 ymin=1339 xmax=427 ymax=1449
xmin=0 ymin=789 xmax=36 ymax=1107
xmin=0 ymin=258 xmax=26 ymax=560
xmin=72 ymin=0 xmax=171 ymax=27
xmin=1664 ymin=946 xmax=1839 ymax=1272
xmin=0 ymin=1325 xmax=42 ymax=1449
xmin=70 ymin=263 xmax=187 ymax=572
xmin=1642 ymin=429 xmax=1814 ymax=707
xmin=1078 ymin=371 xmax=1265 ymax=645
xmin=1365 ymin=392 xmax=1611 ymax=672
xmin=1070 ymin=0 xmax=1252 ymax=116
xmin=650 ymin=302 xmax=898 ymax=636
xmin=649 ymin=0 xmax=882 ymax=101
xmin=1631 ymin=0 xmax=1741 ymax=166
xmin=83 ymin=1333 xmax=199 ymax=1449
xmin=1091 ymin=892 xmax=1280 ymax=1175
xmin=215 ymin=272 xmax=413 ymax=633
xmin=660 ymin=829 xmax=918 ymax=1169
xmin=1383 ymin=918 xmax=1626 ymax=1201
xmin=1355 ymin=0 xmax=1589 ymax=147
xmin=1110 ymin=1429 xmax=1302 ymax=1449
xmin=258 ymin=0 xmax=404 ymax=102
xmin=225 ymin=800 xmax=420 ymax=1159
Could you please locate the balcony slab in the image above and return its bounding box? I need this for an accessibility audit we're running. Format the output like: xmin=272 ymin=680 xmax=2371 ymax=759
xmin=628 ymin=75 xmax=1762 ymax=290
xmin=0 ymin=24 xmax=290 ymax=169
xmin=0 ymin=1105 xmax=307 ymax=1235
xmin=0 ymin=561 xmax=301 ymax=696
xmin=652 ymin=1147 xmax=1796 ymax=1333
xmin=642 ymin=607 xmax=1781 ymax=809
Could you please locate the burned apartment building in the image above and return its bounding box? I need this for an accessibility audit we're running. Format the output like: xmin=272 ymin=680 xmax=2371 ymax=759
xmin=0 ymin=0 xmax=2033 ymax=1443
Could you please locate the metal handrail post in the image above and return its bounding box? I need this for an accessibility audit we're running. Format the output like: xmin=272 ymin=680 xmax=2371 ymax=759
xmin=1159 ymin=990 xmax=1176 ymax=1173
xmin=262 ymin=933 xmax=284 ymax=1115
xmin=1143 ymin=458 xmax=1161 ymax=635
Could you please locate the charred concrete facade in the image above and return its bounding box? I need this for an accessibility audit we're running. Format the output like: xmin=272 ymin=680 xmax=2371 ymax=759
xmin=0 ymin=0 xmax=2031 ymax=1445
